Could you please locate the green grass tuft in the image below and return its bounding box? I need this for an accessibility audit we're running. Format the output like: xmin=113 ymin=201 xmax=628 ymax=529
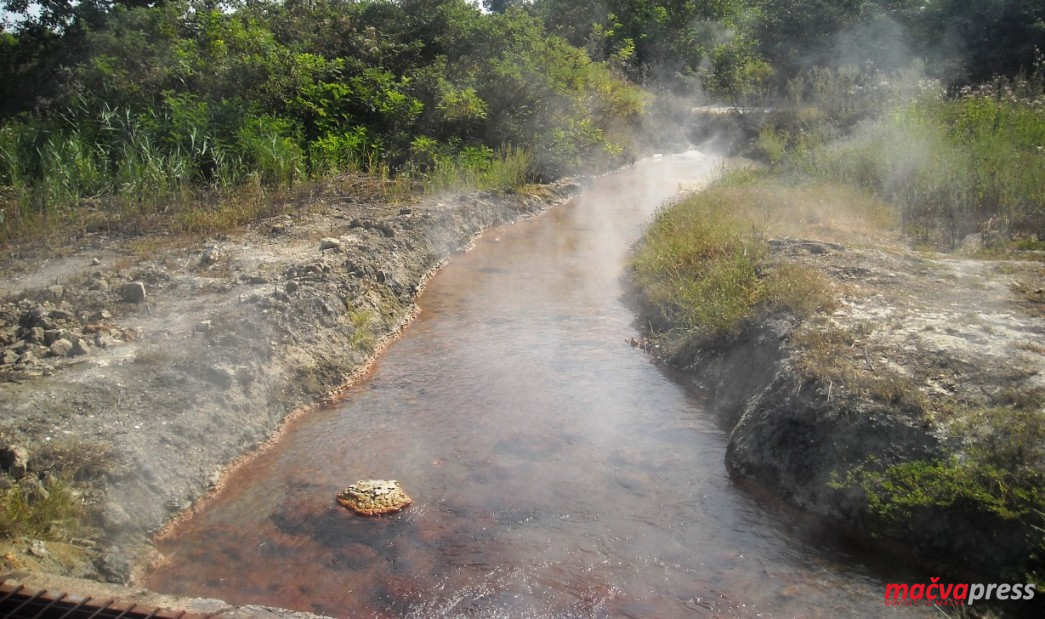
xmin=0 ymin=478 xmax=85 ymax=540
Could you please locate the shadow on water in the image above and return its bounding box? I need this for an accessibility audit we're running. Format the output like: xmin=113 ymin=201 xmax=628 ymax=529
xmin=146 ymin=152 xmax=933 ymax=617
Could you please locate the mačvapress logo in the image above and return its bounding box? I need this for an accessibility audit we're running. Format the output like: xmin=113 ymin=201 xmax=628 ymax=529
xmin=884 ymin=578 xmax=1036 ymax=607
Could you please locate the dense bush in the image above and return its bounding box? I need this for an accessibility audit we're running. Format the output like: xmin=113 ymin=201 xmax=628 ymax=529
xmin=1 ymin=0 xmax=1041 ymax=243
xmin=793 ymin=72 xmax=1045 ymax=247
xmin=0 ymin=1 xmax=646 ymax=241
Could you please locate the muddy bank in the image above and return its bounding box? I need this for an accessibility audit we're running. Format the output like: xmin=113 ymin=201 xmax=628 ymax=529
xmin=632 ymin=237 xmax=1045 ymax=583
xmin=0 ymin=177 xmax=580 ymax=582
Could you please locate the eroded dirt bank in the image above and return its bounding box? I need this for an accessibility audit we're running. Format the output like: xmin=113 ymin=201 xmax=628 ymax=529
xmin=636 ymin=236 xmax=1045 ymax=584
xmin=0 ymin=177 xmax=580 ymax=583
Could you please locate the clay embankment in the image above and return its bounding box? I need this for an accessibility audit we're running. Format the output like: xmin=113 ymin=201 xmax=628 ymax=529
xmin=0 ymin=178 xmax=580 ymax=582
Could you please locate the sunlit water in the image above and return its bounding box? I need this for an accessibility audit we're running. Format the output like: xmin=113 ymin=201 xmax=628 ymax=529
xmin=147 ymin=152 xmax=928 ymax=617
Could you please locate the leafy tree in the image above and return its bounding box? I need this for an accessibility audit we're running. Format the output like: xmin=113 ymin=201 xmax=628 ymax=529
xmin=902 ymin=0 xmax=1045 ymax=84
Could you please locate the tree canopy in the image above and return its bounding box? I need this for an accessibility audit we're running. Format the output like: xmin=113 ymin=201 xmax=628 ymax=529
xmin=0 ymin=0 xmax=1041 ymax=222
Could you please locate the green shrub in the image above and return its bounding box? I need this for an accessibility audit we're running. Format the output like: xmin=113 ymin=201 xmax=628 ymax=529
xmin=0 ymin=478 xmax=85 ymax=540
xmin=795 ymin=84 xmax=1045 ymax=247
xmin=842 ymin=405 xmax=1045 ymax=580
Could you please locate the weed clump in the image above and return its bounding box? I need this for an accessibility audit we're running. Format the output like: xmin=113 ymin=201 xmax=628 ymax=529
xmin=0 ymin=478 xmax=85 ymax=541
xmin=0 ymin=439 xmax=113 ymax=542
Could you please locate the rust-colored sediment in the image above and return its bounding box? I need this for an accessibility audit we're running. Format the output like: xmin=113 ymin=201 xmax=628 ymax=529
xmin=336 ymin=495 xmax=413 ymax=516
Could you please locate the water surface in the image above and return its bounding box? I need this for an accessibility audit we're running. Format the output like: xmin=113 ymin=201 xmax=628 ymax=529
xmin=148 ymin=153 xmax=926 ymax=617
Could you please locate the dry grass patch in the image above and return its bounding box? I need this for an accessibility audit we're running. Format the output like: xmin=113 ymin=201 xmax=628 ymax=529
xmin=133 ymin=344 xmax=178 ymax=366
xmin=791 ymin=320 xmax=928 ymax=414
xmin=35 ymin=440 xmax=116 ymax=482
xmin=738 ymin=180 xmax=897 ymax=246
xmin=763 ymin=262 xmax=839 ymax=317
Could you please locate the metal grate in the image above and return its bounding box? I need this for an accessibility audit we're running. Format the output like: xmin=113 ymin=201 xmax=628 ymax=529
xmin=0 ymin=579 xmax=212 ymax=619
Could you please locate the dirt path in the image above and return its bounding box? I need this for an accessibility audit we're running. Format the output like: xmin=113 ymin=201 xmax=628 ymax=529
xmin=0 ymin=177 xmax=580 ymax=582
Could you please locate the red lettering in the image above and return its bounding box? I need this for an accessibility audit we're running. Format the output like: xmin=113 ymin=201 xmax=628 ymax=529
xmin=927 ymin=577 xmax=940 ymax=600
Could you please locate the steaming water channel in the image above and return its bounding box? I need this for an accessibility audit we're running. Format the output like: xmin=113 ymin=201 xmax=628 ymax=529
xmin=148 ymin=152 xmax=928 ymax=617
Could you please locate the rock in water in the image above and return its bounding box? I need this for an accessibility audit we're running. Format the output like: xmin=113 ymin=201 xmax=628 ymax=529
xmin=336 ymin=480 xmax=412 ymax=516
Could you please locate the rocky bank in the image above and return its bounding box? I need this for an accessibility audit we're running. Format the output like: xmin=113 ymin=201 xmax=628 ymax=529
xmin=638 ymin=236 xmax=1045 ymax=586
xmin=0 ymin=176 xmax=580 ymax=583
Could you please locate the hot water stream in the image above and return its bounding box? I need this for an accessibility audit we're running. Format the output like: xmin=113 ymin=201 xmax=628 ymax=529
xmin=147 ymin=152 xmax=927 ymax=617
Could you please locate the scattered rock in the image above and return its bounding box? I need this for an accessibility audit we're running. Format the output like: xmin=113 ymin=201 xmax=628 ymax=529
xmin=48 ymin=338 xmax=74 ymax=357
xmin=24 ymin=306 xmax=55 ymax=331
xmin=349 ymin=218 xmax=396 ymax=238
xmin=200 ymin=247 xmax=224 ymax=266
xmin=122 ymin=282 xmax=147 ymax=303
xmin=70 ymin=337 xmax=91 ymax=356
xmin=50 ymin=309 xmax=74 ymax=321
xmin=336 ymin=480 xmax=413 ymax=516
xmin=319 ymin=237 xmax=342 ymax=251
xmin=284 ymin=281 xmax=299 ymax=294
xmin=101 ymin=501 xmax=132 ymax=531
xmin=26 ymin=327 xmax=44 ymax=344
xmin=83 ymin=323 xmax=113 ymax=335
xmin=0 ymin=444 xmax=29 ymax=473
xmin=28 ymin=540 xmax=47 ymax=558
xmin=46 ymin=285 xmax=64 ymax=301
xmin=44 ymin=329 xmax=69 ymax=346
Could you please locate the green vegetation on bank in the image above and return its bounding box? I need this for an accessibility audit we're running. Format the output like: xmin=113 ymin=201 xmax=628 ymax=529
xmin=0 ymin=440 xmax=112 ymax=542
xmin=631 ymin=39 xmax=1043 ymax=584
xmin=631 ymin=170 xmax=844 ymax=345
xmin=0 ymin=0 xmax=647 ymax=243
xmin=0 ymin=478 xmax=83 ymax=540
xmin=844 ymin=404 xmax=1045 ymax=583
xmin=791 ymin=72 xmax=1045 ymax=248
